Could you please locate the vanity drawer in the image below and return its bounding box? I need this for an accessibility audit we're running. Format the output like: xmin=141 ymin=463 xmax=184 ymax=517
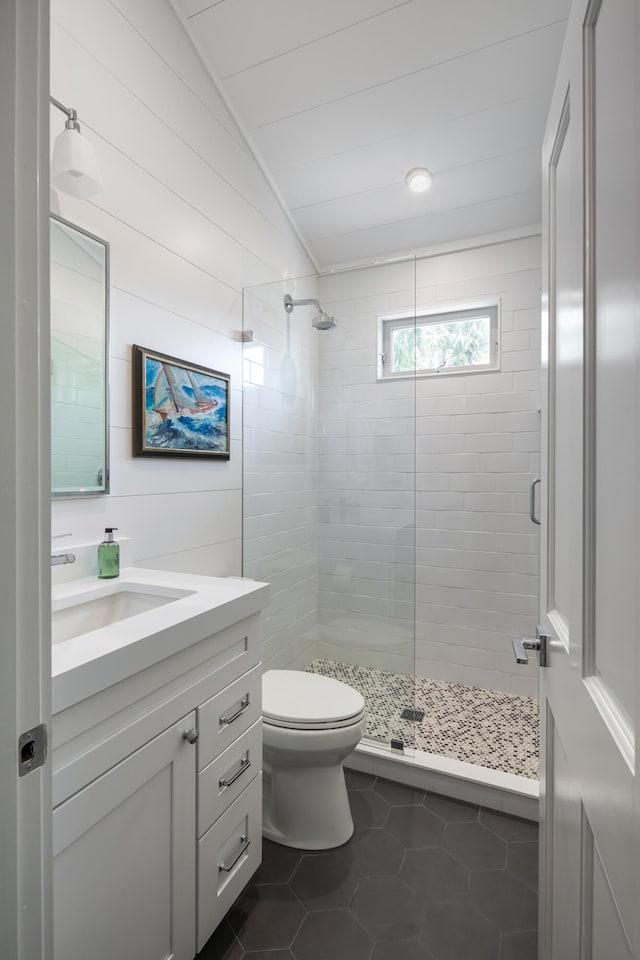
xmin=198 ymin=718 xmax=262 ymax=838
xmin=197 ymin=664 xmax=262 ymax=772
xmin=197 ymin=773 xmax=262 ymax=952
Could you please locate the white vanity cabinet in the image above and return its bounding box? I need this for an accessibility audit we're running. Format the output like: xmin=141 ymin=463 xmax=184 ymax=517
xmin=51 ymin=582 xmax=269 ymax=960
xmin=53 ymin=713 xmax=197 ymax=960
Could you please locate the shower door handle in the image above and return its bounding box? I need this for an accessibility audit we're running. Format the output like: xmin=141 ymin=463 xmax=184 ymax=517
xmin=530 ymin=478 xmax=541 ymax=525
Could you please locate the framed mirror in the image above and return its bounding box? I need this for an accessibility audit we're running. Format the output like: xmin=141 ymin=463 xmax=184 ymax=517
xmin=50 ymin=215 xmax=109 ymax=497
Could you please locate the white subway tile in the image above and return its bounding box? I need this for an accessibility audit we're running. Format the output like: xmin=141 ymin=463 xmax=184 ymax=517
xmin=416 ymin=434 xmax=465 ymax=454
xmin=415 ymin=546 xmax=465 ymax=568
xmin=482 ymin=513 xmax=540 ymax=534
xmin=416 ymin=474 xmax=451 ymax=492
xmin=480 ymin=453 xmax=531 ymax=473
xmin=464 ymin=372 xmax=514 ymax=395
xmin=434 ymin=394 xmax=484 ymax=415
xmin=464 ymin=492 xmax=514 ymax=512
xmin=464 ymin=433 xmax=513 ymax=453
xmin=494 ymin=474 xmax=535 ymax=494
xmin=513 ymin=431 xmax=540 ymax=452
xmin=415 ymin=659 xmax=469 ymax=685
xmin=447 ymin=530 xmax=497 ymax=551
xmin=415 ymin=492 xmax=466 ymax=511
xmin=501 ymin=330 xmax=532 ymax=352
xmin=482 ymin=392 xmax=536 ymax=414
xmin=450 ymin=473 xmax=496 ymax=492
xmin=451 ymin=413 xmax=498 ymax=433
xmin=415 ymin=416 xmax=451 ymax=434
xmin=513 ymin=308 xmax=541 ymax=330
xmin=417 ymin=453 xmax=481 ymax=473
xmin=494 ymin=411 xmax=540 ymax=432
xmin=513 ymin=370 xmax=541 ymax=391
xmin=501 ymin=349 xmax=541 ymax=372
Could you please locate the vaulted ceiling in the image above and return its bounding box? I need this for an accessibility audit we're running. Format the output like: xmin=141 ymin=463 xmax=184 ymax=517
xmin=173 ymin=0 xmax=570 ymax=269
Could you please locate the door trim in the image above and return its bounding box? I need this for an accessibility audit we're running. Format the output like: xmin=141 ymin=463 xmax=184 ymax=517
xmin=0 ymin=2 xmax=52 ymax=958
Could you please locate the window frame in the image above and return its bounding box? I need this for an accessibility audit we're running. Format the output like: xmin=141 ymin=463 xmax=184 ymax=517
xmin=377 ymin=300 xmax=501 ymax=380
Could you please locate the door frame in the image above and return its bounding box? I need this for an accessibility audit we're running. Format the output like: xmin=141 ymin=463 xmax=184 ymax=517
xmin=0 ymin=2 xmax=52 ymax=958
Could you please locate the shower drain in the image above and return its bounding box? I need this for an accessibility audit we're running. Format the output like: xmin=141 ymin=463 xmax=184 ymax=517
xmin=400 ymin=707 xmax=425 ymax=723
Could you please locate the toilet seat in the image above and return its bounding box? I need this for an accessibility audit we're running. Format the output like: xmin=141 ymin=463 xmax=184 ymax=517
xmin=262 ymin=670 xmax=366 ymax=731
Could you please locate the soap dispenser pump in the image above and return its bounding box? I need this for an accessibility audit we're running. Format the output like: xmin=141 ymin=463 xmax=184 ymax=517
xmin=98 ymin=527 xmax=119 ymax=579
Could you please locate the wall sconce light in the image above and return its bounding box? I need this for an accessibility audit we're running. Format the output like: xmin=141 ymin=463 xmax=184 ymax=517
xmin=50 ymin=96 xmax=103 ymax=199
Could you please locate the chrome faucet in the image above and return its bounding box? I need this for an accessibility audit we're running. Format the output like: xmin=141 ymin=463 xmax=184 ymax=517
xmin=51 ymin=553 xmax=76 ymax=566
xmin=51 ymin=533 xmax=76 ymax=566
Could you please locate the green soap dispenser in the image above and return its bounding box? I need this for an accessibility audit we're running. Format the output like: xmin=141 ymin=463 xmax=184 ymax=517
xmin=98 ymin=527 xmax=120 ymax=579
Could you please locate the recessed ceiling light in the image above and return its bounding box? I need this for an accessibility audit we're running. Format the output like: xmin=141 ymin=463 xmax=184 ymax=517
xmin=406 ymin=167 xmax=433 ymax=193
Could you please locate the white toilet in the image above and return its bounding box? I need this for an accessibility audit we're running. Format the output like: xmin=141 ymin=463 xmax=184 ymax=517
xmin=261 ymin=670 xmax=367 ymax=850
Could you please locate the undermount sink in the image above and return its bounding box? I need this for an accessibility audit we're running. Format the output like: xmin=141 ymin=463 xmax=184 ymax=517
xmin=51 ymin=567 xmax=270 ymax=715
xmin=52 ymin=582 xmax=193 ymax=645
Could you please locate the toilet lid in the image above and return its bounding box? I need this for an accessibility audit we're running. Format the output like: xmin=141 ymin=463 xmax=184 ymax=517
xmin=262 ymin=670 xmax=366 ymax=730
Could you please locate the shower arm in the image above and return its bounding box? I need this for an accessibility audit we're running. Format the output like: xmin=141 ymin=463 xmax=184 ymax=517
xmin=283 ymin=294 xmax=327 ymax=314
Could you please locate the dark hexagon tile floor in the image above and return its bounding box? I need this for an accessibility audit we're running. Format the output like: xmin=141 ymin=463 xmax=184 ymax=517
xmin=197 ymin=771 xmax=539 ymax=960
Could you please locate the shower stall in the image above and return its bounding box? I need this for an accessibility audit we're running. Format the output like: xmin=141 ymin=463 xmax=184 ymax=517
xmin=243 ymin=250 xmax=540 ymax=815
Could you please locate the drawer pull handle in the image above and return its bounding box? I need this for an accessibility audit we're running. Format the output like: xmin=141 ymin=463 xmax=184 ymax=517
xmin=219 ymin=835 xmax=250 ymax=873
xmin=220 ymin=695 xmax=250 ymax=726
xmin=219 ymin=753 xmax=251 ymax=789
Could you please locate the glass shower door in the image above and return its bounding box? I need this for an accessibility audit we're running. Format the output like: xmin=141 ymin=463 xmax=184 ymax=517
xmin=242 ymin=259 xmax=417 ymax=755
xmin=313 ymin=258 xmax=417 ymax=754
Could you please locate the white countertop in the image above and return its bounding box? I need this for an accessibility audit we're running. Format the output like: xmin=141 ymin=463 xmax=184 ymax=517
xmin=51 ymin=568 xmax=269 ymax=714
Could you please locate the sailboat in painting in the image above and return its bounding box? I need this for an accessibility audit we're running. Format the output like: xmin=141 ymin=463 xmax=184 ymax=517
xmin=153 ymin=363 xmax=219 ymax=421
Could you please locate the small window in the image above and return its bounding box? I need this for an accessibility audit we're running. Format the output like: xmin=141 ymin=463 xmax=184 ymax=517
xmin=378 ymin=303 xmax=499 ymax=379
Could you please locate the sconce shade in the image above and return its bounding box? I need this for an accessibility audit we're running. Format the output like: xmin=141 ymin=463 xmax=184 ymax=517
xmin=50 ymin=126 xmax=103 ymax=199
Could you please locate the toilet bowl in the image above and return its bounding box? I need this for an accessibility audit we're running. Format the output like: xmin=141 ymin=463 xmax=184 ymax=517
xmin=261 ymin=670 xmax=366 ymax=850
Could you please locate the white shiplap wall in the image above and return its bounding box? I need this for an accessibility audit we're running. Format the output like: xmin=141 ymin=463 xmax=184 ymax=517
xmin=50 ymin=0 xmax=314 ymax=599
xmin=315 ymin=236 xmax=541 ymax=697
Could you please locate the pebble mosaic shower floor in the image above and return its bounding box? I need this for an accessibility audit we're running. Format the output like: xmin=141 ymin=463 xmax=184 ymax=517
xmin=308 ymin=659 xmax=539 ymax=780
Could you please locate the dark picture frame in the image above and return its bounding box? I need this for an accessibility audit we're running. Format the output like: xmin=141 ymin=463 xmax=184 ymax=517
xmin=132 ymin=344 xmax=230 ymax=459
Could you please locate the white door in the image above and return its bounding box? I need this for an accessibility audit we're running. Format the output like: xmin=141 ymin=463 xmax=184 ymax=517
xmin=0 ymin=2 xmax=52 ymax=959
xmin=540 ymin=0 xmax=640 ymax=956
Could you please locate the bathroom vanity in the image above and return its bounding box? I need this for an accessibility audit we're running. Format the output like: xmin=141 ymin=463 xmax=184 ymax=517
xmin=51 ymin=569 xmax=269 ymax=960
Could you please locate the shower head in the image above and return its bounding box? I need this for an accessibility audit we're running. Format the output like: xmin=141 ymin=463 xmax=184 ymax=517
xmin=283 ymin=293 xmax=337 ymax=330
xmin=312 ymin=311 xmax=337 ymax=331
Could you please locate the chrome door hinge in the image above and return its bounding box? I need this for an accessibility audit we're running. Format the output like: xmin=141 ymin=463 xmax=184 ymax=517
xmin=511 ymin=626 xmax=548 ymax=667
xmin=18 ymin=724 xmax=47 ymax=776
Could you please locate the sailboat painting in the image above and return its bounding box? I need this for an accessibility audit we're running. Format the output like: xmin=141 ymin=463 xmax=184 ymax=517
xmin=132 ymin=345 xmax=230 ymax=459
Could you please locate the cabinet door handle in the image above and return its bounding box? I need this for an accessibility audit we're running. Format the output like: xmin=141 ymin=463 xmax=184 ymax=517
xmin=218 ymin=835 xmax=250 ymax=873
xmin=182 ymin=728 xmax=199 ymax=744
xmin=219 ymin=695 xmax=250 ymax=726
xmin=219 ymin=753 xmax=251 ymax=789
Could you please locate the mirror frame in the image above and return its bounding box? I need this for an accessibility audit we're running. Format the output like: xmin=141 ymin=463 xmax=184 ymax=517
xmin=51 ymin=213 xmax=110 ymax=498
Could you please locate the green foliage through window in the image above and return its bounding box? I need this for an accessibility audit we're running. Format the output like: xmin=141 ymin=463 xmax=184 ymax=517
xmin=381 ymin=305 xmax=498 ymax=377
xmin=392 ymin=317 xmax=491 ymax=372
